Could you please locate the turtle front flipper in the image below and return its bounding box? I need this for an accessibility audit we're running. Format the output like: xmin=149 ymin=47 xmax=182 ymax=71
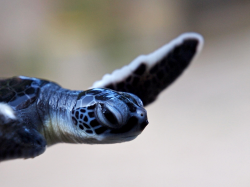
xmin=92 ymin=33 xmax=204 ymax=106
xmin=0 ymin=103 xmax=46 ymax=161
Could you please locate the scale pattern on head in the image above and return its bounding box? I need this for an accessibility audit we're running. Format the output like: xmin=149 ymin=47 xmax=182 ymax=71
xmin=71 ymin=100 xmax=98 ymax=135
xmin=71 ymin=88 xmax=148 ymax=140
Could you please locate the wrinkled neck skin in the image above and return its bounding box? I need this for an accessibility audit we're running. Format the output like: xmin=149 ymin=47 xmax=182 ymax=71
xmin=37 ymin=83 xmax=83 ymax=146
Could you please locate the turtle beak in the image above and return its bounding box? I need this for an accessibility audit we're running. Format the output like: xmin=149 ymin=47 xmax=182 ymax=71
xmin=140 ymin=119 xmax=148 ymax=131
xmin=134 ymin=107 xmax=148 ymax=131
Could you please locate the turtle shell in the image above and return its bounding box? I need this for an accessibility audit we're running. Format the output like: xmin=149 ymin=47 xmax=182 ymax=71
xmin=0 ymin=76 xmax=49 ymax=110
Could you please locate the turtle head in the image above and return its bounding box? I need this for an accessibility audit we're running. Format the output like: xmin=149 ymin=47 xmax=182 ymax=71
xmin=71 ymin=88 xmax=148 ymax=144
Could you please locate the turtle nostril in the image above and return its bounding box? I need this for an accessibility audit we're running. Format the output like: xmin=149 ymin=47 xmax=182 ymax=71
xmin=140 ymin=113 xmax=143 ymax=116
xmin=140 ymin=120 xmax=148 ymax=130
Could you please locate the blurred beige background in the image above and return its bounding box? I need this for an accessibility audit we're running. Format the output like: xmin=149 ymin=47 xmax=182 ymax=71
xmin=1 ymin=0 xmax=250 ymax=186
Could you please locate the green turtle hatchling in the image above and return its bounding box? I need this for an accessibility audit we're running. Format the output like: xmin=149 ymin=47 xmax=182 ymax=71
xmin=0 ymin=33 xmax=203 ymax=161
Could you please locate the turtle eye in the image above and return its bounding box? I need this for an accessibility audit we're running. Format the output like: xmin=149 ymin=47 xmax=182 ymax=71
xmin=95 ymin=103 xmax=124 ymax=129
xmin=103 ymin=107 xmax=118 ymax=125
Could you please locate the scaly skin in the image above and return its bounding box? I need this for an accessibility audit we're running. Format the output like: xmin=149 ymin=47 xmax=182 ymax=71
xmin=0 ymin=33 xmax=203 ymax=161
xmin=0 ymin=76 xmax=148 ymax=161
xmin=37 ymin=83 xmax=148 ymax=145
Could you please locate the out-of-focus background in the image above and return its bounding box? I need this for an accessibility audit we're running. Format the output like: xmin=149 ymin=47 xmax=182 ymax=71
xmin=1 ymin=0 xmax=250 ymax=186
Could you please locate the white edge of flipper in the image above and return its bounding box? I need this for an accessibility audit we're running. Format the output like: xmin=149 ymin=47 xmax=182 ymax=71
xmin=92 ymin=32 xmax=204 ymax=88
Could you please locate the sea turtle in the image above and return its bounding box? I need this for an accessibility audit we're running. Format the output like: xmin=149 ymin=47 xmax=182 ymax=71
xmin=0 ymin=33 xmax=203 ymax=161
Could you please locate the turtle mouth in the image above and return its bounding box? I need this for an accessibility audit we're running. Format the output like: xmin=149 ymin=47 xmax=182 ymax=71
xmin=122 ymin=135 xmax=137 ymax=141
xmin=140 ymin=120 xmax=149 ymax=131
xmin=109 ymin=135 xmax=137 ymax=142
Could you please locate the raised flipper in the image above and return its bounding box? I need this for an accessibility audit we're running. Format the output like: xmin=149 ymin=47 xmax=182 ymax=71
xmin=0 ymin=103 xmax=46 ymax=161
xmin=92 ymin=33 xmax=204 ymax=106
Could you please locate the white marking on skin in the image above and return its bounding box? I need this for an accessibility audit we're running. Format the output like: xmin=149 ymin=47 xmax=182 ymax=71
xmin=0 ymin=103 xmax=16 ymax=120
xmin=91 ymin=32 xmax=204 ymax=88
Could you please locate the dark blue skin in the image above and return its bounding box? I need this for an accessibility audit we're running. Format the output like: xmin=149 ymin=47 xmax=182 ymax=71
xmin=0 ymin=76 xmax=148 ymax=160
xmin=0 ymin=34 xmax=202 ymax=161
xmin=70 ymin=88 xmax=148 ymax=144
